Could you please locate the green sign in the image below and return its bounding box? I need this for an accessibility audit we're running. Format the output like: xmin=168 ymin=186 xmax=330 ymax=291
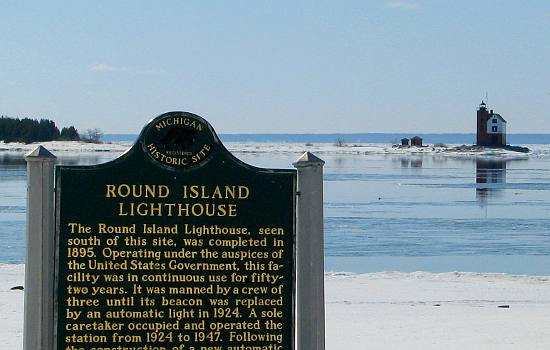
xmin=55 ymin=112 xmax=296 ymax=350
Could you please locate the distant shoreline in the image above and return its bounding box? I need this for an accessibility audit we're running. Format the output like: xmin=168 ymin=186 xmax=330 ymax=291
xmin=102 ymin=133 xmax=550 ymax=145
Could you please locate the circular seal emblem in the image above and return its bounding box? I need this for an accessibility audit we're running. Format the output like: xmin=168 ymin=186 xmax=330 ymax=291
xmin=143 ymin=112 xmax=215 ymax=168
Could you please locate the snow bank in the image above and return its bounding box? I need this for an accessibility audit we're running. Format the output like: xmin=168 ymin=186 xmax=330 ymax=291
xmin=225 ymin=142 xmax=547 ymax=159
xmin=0 ymin=141 xmax=130 ymax=153
xmin=325 ymin=271 xmax=550 ymax=349
xmin=0 ymin=264 xmax=24 ymax=349
xmin=2 ymin=265 xmax=550 ymax=349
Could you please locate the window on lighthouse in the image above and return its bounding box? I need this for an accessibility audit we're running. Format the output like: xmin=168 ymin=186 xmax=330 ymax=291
xmin=492 ymin=126 xmax=498 ymax=132
xmin=492 ymin=119 xmax=498 ymax=123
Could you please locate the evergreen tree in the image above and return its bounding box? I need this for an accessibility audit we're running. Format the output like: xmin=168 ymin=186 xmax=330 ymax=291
xmin=0 ymin=116 xmax=81 ymax=143
xmin=60 ymin=126 xmax=80 ymax=141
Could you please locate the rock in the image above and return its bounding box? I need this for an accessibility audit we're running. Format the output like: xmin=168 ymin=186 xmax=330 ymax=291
xmin=497 ymin=305 xmax=510 ymax=308
xmin=10 ymin=285 xmax=24 ymax=291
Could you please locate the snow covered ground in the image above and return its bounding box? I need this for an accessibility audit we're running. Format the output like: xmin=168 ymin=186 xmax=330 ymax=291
xmin=3 ymin=265 xmax=550 ymax=349
xmin=2 ymin=140 xmax=549 ymax=159
xmin=325 ymin=271 xmax=550 ymax=349
xmin=0 ymin=264 xmax=24 ymax=349
xmin=0 ymin=140 xmax=130 ymax=154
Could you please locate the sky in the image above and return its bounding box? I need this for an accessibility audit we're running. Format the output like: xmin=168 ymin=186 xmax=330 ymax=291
xmin=1 ymin=1 xmax=549 ymax=134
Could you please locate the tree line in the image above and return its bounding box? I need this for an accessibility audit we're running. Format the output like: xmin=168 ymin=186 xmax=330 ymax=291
xmin=0 ymin=116 xmax=80 ymax=143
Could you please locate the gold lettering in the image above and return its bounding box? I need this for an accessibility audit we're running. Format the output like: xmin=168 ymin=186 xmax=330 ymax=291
xmin=105 ymin=185 xmax=116 ymax=197
xmin=154 ymin=117 xmax=203 ymax=131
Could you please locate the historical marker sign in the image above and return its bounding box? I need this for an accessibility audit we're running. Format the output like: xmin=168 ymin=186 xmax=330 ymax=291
xmin=55 ymin=112 xmax=296 ymax=350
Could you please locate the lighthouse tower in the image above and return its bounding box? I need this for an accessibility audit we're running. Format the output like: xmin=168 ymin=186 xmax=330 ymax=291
xmin=476 ymin=101 xmax=490 ymax=145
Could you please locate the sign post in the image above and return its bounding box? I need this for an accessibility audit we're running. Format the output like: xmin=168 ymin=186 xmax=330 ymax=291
xmin=294 ymin=152 xmax=325 ymax=350
xmin=24 ymin=146 xmax=56 ymax=350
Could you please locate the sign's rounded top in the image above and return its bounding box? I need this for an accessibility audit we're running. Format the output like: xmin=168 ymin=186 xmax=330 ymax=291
xmin=141 ymin=111 xmax=216 ymax=169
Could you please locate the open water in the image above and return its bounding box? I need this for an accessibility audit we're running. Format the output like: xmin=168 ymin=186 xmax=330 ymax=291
xmin=2 ymin=146 xmax=550 ymax=275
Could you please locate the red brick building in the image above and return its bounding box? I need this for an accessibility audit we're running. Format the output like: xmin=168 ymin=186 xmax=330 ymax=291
xmin=476 ymin=101 xmax=507 ymax=146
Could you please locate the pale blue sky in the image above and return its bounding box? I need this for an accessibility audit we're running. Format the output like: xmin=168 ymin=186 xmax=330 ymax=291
xmin=1 ymin=1 xmax=549 ymax=133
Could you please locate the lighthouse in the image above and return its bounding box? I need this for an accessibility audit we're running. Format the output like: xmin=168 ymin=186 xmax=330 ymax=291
xmin=476 ymin=101 xmax=507 ymax=146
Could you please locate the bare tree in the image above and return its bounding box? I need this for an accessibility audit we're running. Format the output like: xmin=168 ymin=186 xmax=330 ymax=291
xmin=83 ymin=128 xmax=103 ymax=143
xmin=334 ymin=137 xmax=346 ymax=147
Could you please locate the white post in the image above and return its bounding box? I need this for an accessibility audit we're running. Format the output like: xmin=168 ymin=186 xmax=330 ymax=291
xmin=24 ymin=146 xmax=56 ymax=350
xmin=293 ymin=152 xmax=325 ymax=350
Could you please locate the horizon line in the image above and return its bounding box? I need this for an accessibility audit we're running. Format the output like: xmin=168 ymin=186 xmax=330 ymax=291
xmin=103 ymin=132 xmax=550 ymax=135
